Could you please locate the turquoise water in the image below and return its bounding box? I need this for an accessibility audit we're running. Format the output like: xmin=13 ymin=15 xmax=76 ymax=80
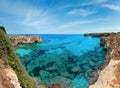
xmin=15 ymin=34 xmax=105 ymax=88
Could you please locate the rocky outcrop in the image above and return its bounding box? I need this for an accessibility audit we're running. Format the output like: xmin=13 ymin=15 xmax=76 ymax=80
xmin=84 ymin=33 xmax=116 ymax=37
xmin=0 ymin=27 xmax=45 ymax=88
xmin=89 ymin=34 xmax=120 ymax=88
xmin=87 ymin=71 xmax=99 ymax=85
xmin=0 ymin=67 xmax=21 ymax=88
xmin=9 ymin=36 xmax=42 ymax=46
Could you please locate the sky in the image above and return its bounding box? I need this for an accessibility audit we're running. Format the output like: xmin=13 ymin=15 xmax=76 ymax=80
xmin=0 ymin=0 xmax=120 ymax=34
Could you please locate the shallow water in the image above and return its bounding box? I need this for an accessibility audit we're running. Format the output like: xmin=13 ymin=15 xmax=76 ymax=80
xmin=15 ymin=34 xmax=105 ymax=88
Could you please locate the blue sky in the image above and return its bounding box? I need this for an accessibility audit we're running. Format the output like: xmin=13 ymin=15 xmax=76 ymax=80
xmin=0 ymin=0 xmax=120 ymax=34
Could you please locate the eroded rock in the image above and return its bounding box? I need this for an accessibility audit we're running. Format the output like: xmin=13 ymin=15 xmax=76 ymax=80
xmin=0 ymin=67 xmax=21 ymax=88
xmin=9 ymin=36 xmax=42 ymax=46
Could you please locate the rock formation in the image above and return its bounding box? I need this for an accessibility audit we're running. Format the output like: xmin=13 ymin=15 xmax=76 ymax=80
xmin=0 ymin=67 xmax=21 ymax=88
xmin=9 ymin=36 xmax=42 ymax=46
xmin=84 ymin=33 xmax=115 ymax=37
xmin=0 ymin=27 xmax=44 ymax=88
xmin=89 ymin=34 xmax=120 ymax=88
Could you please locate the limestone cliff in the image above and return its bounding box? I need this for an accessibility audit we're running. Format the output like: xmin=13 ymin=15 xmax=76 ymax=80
xmin=0 ymin=26 xmax=45 ymax=88
xmin=0 ymin=67 xmax=21 ymax=88
xmin=9 ymin=36 xmax=42 ymax=46
xmin=89 ymin=34 xmax=120 ymax=88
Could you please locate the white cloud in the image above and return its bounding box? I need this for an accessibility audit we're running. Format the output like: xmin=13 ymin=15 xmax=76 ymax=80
xmin=58 ymin=18 xmax=107 ymax=29
xmin=96 ymin=0 xmax=108 ymax=3
xmin=102 ymin=4 xmax=120 ymax=11
xmin=67 ymin=9 xmax=96 ymax=16
xmin=0 ymin=0 xmax=31 ymax=17
xmin=81 ymin=0 xmax=108 ymax=6
xmin=63 ymin=0 xmax=108 ymax=8
xmin=0 ymin=0 xmax=55 ymax=30
xmin=22 ymin=9 xmax=50 ymax=27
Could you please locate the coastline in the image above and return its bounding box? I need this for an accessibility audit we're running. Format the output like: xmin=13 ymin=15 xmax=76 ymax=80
xmin=1 ymin=25 xmax=120 ymax=88
xmin=9 ymin=36 xmax=42 ymax=47
xmin=88 ymin=34 xmax=120 ymax=88
xmin=9 ymin=33 xmax=110 ymax=88
xmin=0 ymin=27 xmax=46 ymax=88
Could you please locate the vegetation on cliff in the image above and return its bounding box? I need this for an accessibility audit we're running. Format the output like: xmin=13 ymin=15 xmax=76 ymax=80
xmin=0 ymin=26 xmax=40 ymax=88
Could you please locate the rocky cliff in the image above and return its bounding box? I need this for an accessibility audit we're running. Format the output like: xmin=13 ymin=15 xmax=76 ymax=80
xmin=9 ymin=36 xmax=42 ymax=46
xmin=89 ymin=34 xmax=120 ymax=88
xmin=0 ymin=67 xmax=21 ymax=88
xmin=84 ymin=32 xmax=118 ymax=37
xmin=0 ymin=26 xmax=45 ymax=88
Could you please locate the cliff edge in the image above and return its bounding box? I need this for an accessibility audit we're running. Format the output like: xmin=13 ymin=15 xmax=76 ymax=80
xmin=89 ymin=34 xmax=120 ymax=88
xmin=0 ymin=26 xmax=45 ymax=88
xmin=9 ymin=36 xmax=42 ymax=46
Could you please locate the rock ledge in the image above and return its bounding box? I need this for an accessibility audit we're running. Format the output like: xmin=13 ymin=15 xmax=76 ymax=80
xmin=9 ymin=36 xmax=42 ymax=46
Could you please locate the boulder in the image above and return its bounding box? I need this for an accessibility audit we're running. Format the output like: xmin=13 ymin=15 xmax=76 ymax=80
xmin=71 ymin=66 xmax=81 ymax=73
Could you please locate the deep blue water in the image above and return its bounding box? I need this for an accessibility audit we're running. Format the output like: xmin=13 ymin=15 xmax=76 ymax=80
xmin=15 ymin=34 xmax=105 ymax=88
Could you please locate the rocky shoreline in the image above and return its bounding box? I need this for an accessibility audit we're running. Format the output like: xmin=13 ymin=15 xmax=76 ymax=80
xmin=84 ymin=32 xmax=120 ymax=37
xmin=89 ymin=34 xmax=120 ymax=88
xmin=9 ymin=36 xmax=42 ymax=46
xmin=1 ymin=25 xmax=120 ymax=88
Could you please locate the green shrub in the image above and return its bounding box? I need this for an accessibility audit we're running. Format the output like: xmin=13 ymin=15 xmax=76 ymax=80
xmin=0 ymin=27 xmax=39 ymax=88
xmin=0 ymin=26 xmax=6 ymax=34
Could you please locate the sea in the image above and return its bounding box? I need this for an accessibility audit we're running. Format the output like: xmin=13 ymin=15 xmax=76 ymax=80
xmin=14 ymin=34 xmax=105 ymax=88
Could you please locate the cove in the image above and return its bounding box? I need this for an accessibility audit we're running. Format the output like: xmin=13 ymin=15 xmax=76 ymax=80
xmin=15 ymin=34 xmax=105 ymax=88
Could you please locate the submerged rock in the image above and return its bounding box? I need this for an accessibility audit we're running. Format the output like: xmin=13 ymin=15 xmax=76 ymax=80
xmin=46 ymin=66 xmax=57 ymax=72
xmin=14 ymin=33 xmax=106 ymax=88
xmin=71 ymin=66 xmax=81 ymax=73
xmin=31 ymin=67 xmax=41 ymax=77
xmin=88 ymin=61 xmax=96 ymax=67
xmin=91 ymin=57 xmax=99 ymax=62
xmin=60 ymin=71 xmax=71 ymax=78
xmin=49 ymin=84 xmax=61 ymax=88
xmin=44 ymin=76 xmax=74 ymax=88
xmin=86 ymin=71 xmax=99 ymax=85
xmin=40 ymin=70 xmax=53 ymax=80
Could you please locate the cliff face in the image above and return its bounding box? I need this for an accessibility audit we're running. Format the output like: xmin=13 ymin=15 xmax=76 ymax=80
xmin=0 ymin=27 xmax=45 ymax=88
xmin=0 ymin=67 xmax=21 ymax=88
xmin=84 ymin=33 xmax=111 ymax=37
xmin=84 ymin=32 xmax=118 ymax=37
xmin=0 ymin=27 xmax=21 ymax=88
xmin=89 ymin=34 xmax=120 ymax=88
xmin=9 ymin=36 xmax=42 ymax=46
